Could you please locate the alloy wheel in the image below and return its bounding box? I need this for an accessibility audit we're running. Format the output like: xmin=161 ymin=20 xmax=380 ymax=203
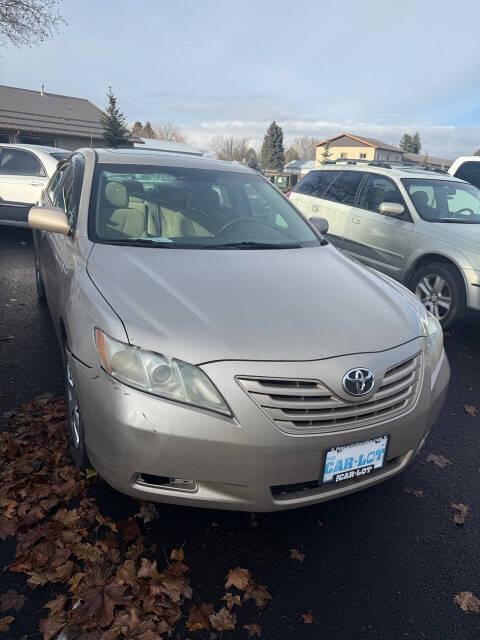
xmin=415 ymin=274 xmax=452 ymax=321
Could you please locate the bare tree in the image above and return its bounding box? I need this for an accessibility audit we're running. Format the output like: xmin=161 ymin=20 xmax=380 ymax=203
xmin=292 ymin=136 xmax=319 ymax=162
xmin=210 ymin=135 xmax=250 ymax=161
xmin=0 ymin=0 xmax=65 ymax=47
xmin=155 ymin=122 xmax=186 ymax=143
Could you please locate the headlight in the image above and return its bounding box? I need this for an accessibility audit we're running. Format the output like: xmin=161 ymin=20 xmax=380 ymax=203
xmin=422 ymin=312 xmax=444 ymax=369
xmin=94 ymin=329 xmax=231 ymax=416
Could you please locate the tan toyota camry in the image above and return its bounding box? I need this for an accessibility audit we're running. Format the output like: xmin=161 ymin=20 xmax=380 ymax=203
xmin=29 ymin=148 xmax=450 ymax=511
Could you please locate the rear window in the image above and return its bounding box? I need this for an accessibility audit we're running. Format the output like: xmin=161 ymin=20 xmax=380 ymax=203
xmin=453 ymin=161 xmax=480 ymax=189
xmin=293 ymin=170 xmax=337 ymax=197
xmin=324 ymin=171 xmax=365 ymax=206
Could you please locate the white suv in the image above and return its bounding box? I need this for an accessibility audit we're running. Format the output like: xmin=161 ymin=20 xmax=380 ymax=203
xmin=0 ymin=143 xmax=69 ymax=226
xmin=289 ymin=162 xmax=480 ymax=327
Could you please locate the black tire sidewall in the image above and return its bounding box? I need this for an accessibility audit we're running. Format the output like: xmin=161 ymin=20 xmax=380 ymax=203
xmin=35 ymin=251 xmax=46 ymax=301
xmin=410 ymin=262 xmax=465 ymax=328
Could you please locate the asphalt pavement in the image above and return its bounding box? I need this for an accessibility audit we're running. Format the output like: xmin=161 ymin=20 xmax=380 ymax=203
xmin=1 ymin=226 xmax=479 ymax=639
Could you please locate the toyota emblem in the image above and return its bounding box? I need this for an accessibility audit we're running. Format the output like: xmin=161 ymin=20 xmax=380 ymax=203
xmin=342 ymin=368 xmax=375 ymax=396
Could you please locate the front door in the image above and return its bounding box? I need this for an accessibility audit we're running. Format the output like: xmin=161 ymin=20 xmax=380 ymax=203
xmin=343 ymin=173 xmax=413 ymax=280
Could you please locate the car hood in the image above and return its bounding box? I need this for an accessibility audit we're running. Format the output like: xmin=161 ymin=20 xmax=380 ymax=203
xmin=87 ymin=243 xmax=423 ymax=364
xmin=415 ymin=220 xmax=480 ymax=257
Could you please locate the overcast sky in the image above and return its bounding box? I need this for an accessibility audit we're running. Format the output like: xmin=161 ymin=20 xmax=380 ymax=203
xmin=1 ymin=0 xmax=480 ymax=158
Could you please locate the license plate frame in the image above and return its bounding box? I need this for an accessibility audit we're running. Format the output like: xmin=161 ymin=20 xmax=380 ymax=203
xmin=321 ymin=434 xmax=390 ymax=485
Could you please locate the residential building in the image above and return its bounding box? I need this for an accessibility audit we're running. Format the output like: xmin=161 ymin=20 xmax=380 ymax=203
xmin=402 ymin=152 xmax=451 ymax=170
xmin=315 ymin=133 xmax=403 ymax=164
xmin=0 ymin=85 xmax=140 ymax=150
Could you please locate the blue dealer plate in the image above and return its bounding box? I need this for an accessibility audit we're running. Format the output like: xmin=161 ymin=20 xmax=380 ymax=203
xmin=322 ymin=435 xmax=389 ymax=484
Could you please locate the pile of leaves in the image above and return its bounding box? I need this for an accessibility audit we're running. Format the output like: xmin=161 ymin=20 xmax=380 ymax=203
xmin=0 ymin=395 xmax=271 ymax=639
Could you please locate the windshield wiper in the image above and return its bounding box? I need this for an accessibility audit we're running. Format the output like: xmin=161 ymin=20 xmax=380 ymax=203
xmin=206 ymin=241 xmax=304 ymax=249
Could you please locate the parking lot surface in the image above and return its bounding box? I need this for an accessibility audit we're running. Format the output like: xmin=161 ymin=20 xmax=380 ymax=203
xmin=1 ymin=227 xmax=479 ymax=639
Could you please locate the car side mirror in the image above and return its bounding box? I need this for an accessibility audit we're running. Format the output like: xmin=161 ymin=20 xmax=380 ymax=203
xmin=309 ymin=216 xmax=329 ymax=235
xmin=379 ymin=202 xmax=405 ymax=217
xmin=28 ymin=205 xmax=71 ymax=235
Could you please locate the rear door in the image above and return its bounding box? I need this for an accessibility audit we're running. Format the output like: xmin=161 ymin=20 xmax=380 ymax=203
xmin=343 ymin=173 xmax=413 ymax=280
xmin=0 ymin=147 xmax=47 ymax=224
xmin=318 ymin=170 xmax=366 ymax=248
xmin=289 ymin=170 xmax=348 ymax=248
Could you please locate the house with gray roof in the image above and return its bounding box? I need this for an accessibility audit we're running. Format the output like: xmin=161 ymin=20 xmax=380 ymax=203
xmin=315 ymin=133 xmax=403 ymax=164
xmin=0 ymin=85 xmax=140 ymax=150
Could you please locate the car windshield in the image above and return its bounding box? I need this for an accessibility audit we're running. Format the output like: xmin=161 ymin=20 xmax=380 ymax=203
xmin=89 ymin=164 xmax=320 ymax=248
xmin=402 ymin=178 xmax=480 ymax=223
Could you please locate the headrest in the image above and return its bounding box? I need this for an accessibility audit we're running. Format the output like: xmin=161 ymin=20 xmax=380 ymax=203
xmin=155 ymin=185 xmax=188 ymax=207
xmin=105 ymin=181 xmax=128 ymax=208
xmin=411 ymin=191 xmax=428 ymax=208
xmin=124 ymin=180 xmax=144 ymax=195
xmin=190 ymin=187 xmax=220 ymax=212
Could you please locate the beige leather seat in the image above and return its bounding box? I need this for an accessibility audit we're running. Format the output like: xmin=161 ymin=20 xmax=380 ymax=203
xmin=101 ymin=181 xmax=146 ymax=238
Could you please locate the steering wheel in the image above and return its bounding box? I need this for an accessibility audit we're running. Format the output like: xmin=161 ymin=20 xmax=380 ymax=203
xmin=454 ymin=207 xmax=476 ymax=217
xmin=216 ymin=217 xmax=294 ymax=238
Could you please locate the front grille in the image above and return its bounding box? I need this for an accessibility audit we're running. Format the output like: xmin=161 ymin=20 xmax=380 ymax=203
xmin=237 ymin=353 xmax=422 ymax=434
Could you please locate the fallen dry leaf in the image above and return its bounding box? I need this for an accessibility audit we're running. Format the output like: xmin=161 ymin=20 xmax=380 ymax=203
xmin=135 ymin=501 xmax=157 ymax=523
xmin=0 ymin=589 xmax=25 ymax=612
xmin=186 ymin=603 xmax=214 ymax=631
xmin=225 ymin=567 xmax=252 ymax=591
xmin=290 ymin=548 xmax=305 ymax=562
xmin=170 ymin=547 xmax=184 ymax=562
xmin=39 ymin=611 xmax=67 ymax=640
xmin=117 ymin=518 xmax=142 ymax=543
xmin=302 ymin=611 xmax=314 ymax=624
xmin=454 ymin=591 xmax=480 ymax=613
xmin=0 ymin=615 xmax=14 ymax=632
xmin=427 ymin=454 xmax=451 ymax=468
xmin=244 ymin=584 xmax=272 ymax=609
xmin=404 ymin=487 xmax=424 ymax=498
xmin=244 ymin=622 xmax=262 ymax=638
xmin=452 ymin=503 xmax=469 ymax=525
xmin=210 ymin=606 xmax=236 ymax=631
xmin=464 ymin=404 xmax=478 ymax=417
xmin=222 ymin=592 xmax=241 ymax=610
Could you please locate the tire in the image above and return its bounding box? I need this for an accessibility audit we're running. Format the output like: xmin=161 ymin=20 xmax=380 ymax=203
xmin=64 ymin=345 xmax=89 ymax=470
xmin=35 ymin=251 xmax=46 ymax=302
xmin=410 ymin=262 xmax=465 ymax=328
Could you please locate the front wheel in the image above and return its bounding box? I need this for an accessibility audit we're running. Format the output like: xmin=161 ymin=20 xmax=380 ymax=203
xmin=410 ymin=262 xmax=465 ymax=328
xmin=64 ymin=347 xmax=89 ymax=469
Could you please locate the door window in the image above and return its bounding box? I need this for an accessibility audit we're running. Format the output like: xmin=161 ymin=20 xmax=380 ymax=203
xmin=324 ymin=171 xmax=364 ymax=205
xmin=293 ymin=171 xmax=337 ymax=198
xmin=0 ymin=148 xmax=45 ymax=176
xmin=360 ymin=174 xmax=404 ymax=213
xmin=453 ymin=161 xmax=480 ymax=189
xmin=51 ymin=155 xmax=84 ymax=226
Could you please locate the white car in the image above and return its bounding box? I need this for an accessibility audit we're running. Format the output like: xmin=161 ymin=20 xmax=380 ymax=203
xmin=0 ymin=144 xmax=69 ymax=226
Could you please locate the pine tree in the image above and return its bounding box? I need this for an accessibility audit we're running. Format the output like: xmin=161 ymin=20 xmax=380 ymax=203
xmin=142 ymin=121 xmax=156 ymax=138
xmin=321 ymin=140 xmax=332 ymax=163
xmin=399 ymin=133 xmax=413 ymax=152
xmin=131 ymin=121 xmax=143 ymax=137
xmin=474 ymin=149 xmax=480 ymax=156
xmin=261 ymin=121 xmax=285 ymax=171
xmin=245 ymin=148 xmax=259 ymax=170
xmin=102 ymin=87 xmax=128 ymax=148
xmin=411 ymin=131 xmax=422 ymax=154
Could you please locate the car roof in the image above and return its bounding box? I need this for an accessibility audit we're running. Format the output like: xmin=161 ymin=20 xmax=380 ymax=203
xmin=308 ymin=163 xmax=464 ymax=182
xmin=0 ymin=143 xmax=68 ymax=155
xmin=86 ymin=148 xmax=256 ymax=174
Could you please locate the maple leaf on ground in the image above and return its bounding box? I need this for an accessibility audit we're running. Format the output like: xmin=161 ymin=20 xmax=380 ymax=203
xmin=222 ymin=592 xmax=242 ymax=610
xmin=39 ymin=611 xmax=67 ymax=640
xmin=244 ymin=623 xmax=262 ymax=638
xmin=210 ymin=607 xmax=236 ymax=631
xmin=186 ymin=603 xmax=215 ymax=631
xmin=290 ymin=548 xmax=305 ymax=562
xmin=0 ymin=516 xmax=17 ymax=540
xmin=44 ymin=595 xmax=67 ymax=617
xmin=0 ymin=589 xmax=25 ymax=612
xmin=302 ymin=611 xmax=314 ymax=624
xmin=225 ymin=567 xmax=252 ymax=591
xmin=244 ymin=584 xmax=272 ymax=609
xmin=117 ymin=518 xmax=141 ymax=543
xmin=454 ymin=591 xmax=480 ymax=613
xmin=452 ymin=503 xmax=469 ymax=525
xmin=464 ymin=404 xmax=478 ymax=417
xmin=427 ymin=454 xmax=451 ymax=468
xmin=26 ymin=570 xmax=49 ymax=587
xmin=135 ymin=501 xmax=157 ymax=523
xmin=115 ymin=559 xmax=137 ymax=586
xmin=404 ymin=487 xmax=424 ymax=498
xmin=170 ymin=547 xmax=184 ymax=562
xmin=0 ymin=615 xmax=14 ymax=632
xmin=70 ymin=583 xmax=133 ymax=628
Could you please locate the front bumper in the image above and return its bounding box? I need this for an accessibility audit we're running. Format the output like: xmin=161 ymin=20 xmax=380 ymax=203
xmin=71 ymin=338 xmax=450 ymax=512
